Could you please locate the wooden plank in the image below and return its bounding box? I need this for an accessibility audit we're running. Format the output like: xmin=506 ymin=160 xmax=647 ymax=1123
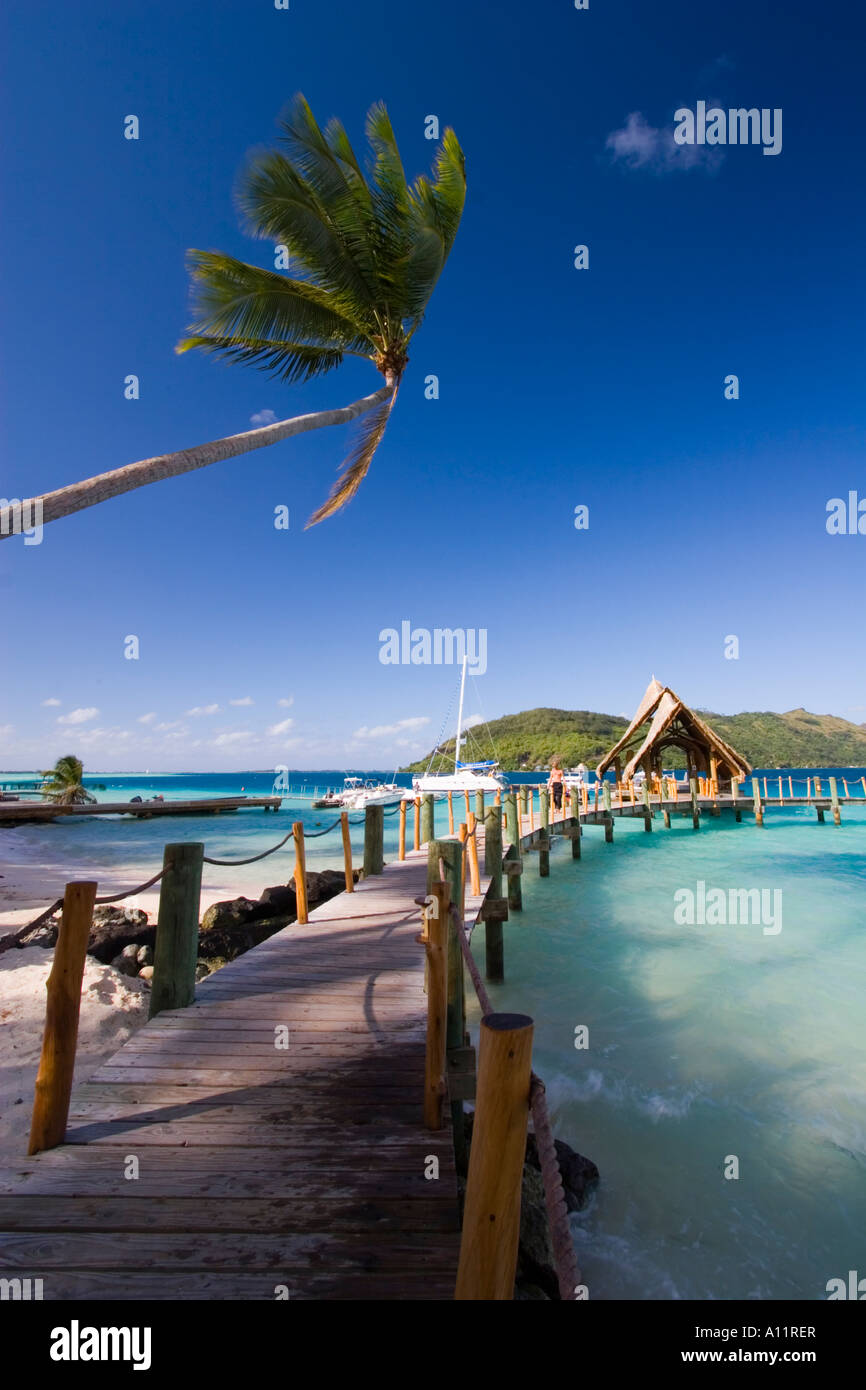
xmin=0 ymin=1196 xmax=458 ymax=1233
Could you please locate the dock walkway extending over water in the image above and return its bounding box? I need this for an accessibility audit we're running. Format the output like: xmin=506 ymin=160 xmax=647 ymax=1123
xmin=0 ymin=848 xmax=490 ymax=1301
xmin=0 ymin=795 xmax=281 ymax=824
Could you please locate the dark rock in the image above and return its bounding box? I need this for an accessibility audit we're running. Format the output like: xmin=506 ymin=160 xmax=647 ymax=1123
xmin=200 ymin=897 xmax=260 ymax=934
xmin=111 ymin=945 xmax=141 ymax=977
xmin=526 ymin=1133 xmax=599 ymax=1212
xmin=255 ymin=885 xmax=297 ymax=916
xmin=197 ymin=914 xmax=294 ymax=961
xmin=514 ymin=1279 xmax=550 ymax=1300
xmin=136 ymin=945 xmax=153 ymax=966
xmin=518 ymin=1163 xmax=559 ymax=1300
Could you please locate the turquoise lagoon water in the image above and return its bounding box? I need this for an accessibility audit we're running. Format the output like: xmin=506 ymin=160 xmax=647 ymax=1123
xmin=466 ymin=802 xmax=866 ymax=1300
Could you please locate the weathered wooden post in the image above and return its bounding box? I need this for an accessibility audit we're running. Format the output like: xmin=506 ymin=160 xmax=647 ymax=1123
xmin=689 ymin=776 xmax=700 ymax=830
xmin=475 ymin=790 xmax=485 ymax=821
xmin=504 ymin=792 xmax=523 ymax=911
xmin=753 ymin=780 xmax=764 ymax=827
xmin=604 ymin=815 xmax=614 ymax=843
xmin=149 ymin=842 xmax=204 ymax=1019
xmin=413 ymin=796 xmax=421 ymax=851
xmin=363 ymin=803 xmax=384 ymax=877
xmin=428 ymin=837 xmax=467 ymax=1164
xmin=466 ymin=814 xmax=481 ymax=897
xmin=732 ymin=778 xmax=742 ymax=822
xmin=340 ymin=812 xmax=354 ymax=892
xmin=421 ymin=793 xmax=435 ymax=846
xmin=28 ymin=880 xmax=98 ymax=1153
xmin=423 ymin=881 xmax=449 ymax=1130
xmin=537 ymin=788 xmax=550 ymax=875
xmin=398 ymin=798 xmax=407 ymax=860
xmin=829 ymin=776 xmax=841 ymax=826
xmin=447 ymin=791 xmax=455 ymax=835
xmin=455 ymin=1012 xmax=534 ymax=1300
xmin=539 ymin=788 xmax=549 ymax=832
xmin=293 ymin=822 xmax=309 ymax=921
xmin=484 ymin=805 xmax=505 ymax=982
xmin=662 ymin=808 xmax=671 ymax=828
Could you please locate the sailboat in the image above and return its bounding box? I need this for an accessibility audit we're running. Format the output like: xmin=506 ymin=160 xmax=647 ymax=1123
xmin=406 ymin=658 xmax=508 ymax=798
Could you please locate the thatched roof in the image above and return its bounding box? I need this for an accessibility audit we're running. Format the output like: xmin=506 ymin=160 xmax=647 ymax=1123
xmin=597 ymin=680 xmax=752 ymax=781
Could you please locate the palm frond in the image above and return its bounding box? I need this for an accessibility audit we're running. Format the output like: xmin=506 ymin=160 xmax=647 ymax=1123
xmin=179 ymin=251 xmax=374 ymax=353
xmin=176 ymin=334 xmax=348 ymax=384
xmin=304 ymin=383 xmax=398 ymax=527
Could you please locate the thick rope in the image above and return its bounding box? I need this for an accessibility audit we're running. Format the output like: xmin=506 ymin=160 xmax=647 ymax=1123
xmin=0 ymin=866 xmax=167 ymax=954
xmin=449 ymin=896 xmax=582 ymax=1302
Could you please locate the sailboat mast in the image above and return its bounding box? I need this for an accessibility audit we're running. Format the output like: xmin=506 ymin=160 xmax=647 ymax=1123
xmin=455 ymin=656 xmax=468 ymax=771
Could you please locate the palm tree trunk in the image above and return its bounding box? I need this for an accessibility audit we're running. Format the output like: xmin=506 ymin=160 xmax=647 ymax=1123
xmin=9 ymin=384 xmax=392 ymax=535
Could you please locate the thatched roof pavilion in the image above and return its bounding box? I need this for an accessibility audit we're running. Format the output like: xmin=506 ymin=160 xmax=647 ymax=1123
xmin=596 ymin=679 xmax=752 ymax=783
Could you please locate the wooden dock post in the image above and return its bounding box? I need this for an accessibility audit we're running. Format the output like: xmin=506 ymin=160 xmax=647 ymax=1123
xmin=363 ymin=804 xmax=385 ymax=877
xmin=539 ymin=788 xmax=549 ymax=832
xmin=429 ymin=837 xmax=467 ymax=1166
xmin=829 ymin=777 xmax=841 ymax=826
xmin=398 ymin=798 xmax=407 ymax=860
xmin=340 ymin=812 xmax=354 ymax=893
xmin=538 ymin=788 xmax=550 ymax=875
xmin=689 ymin=776 xmax=700 ymax=830
xmin=753 ymin=781 xmax=764 ymax=827
xmin=149 ymin=842 xmax=204 ymax=1020
xmin=504 ymin=792 xmax=523 ymax=912
xmin=423 ymin=881 xmax=449 ymax=1130
xmin=421 ymin=793 xmax=435 ymax=846
xmin=413 ymin=796 xmax=421 ymax=851
xmin=604 ymin=815 xmax=614 ymax=843
xmin=455 ymin=1012 xmax=534 ymax=1301
xmin=466 ymin=814 xmax=481 ymax=897
xmin=28 ymin=880 xmax=97 ymax=1153
xmin=484 ymin=805 xmax=505 ymax=982
xmin=293 ymin=822 xmax=310 ymax=922
xmin=475 ymin=790 xmax=485 ymax=821
xmin=447 ymin=791 xmax=455 ymax=835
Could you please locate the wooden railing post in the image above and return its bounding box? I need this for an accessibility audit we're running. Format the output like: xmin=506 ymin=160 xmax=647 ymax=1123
xmin=423 ymin=882 xmax=449 ymax=1130
xmin=829 ymin=776 xmax=841 ymax=826
xmin=149 ymin=842 xmax=204 ymax=1019
xmin=28 ymin=880 xmax=97 ymax=1153
xmin=421 ymin=793 xmax=435 ymax=846
xmin=363 ymin=803 xmax=384 ymax=877
xmin=340 ymin=812 xmax=354 ymax=893
xmin=447 ymin=791 xmax=455 ymax=835
xmin=475 ymin=790 xmax=485 ymax=821
xmin=504 ymin=792 xmax=523 ymax=912
xmin=466 ymin=813 xmax=481 ymax=897
xmin=753 ymin=780 xmax=764 ymax=828
xmin=455 ymin=1012 xmax=534 ymax=1300
xmin=428 ymin=837 xmax=467 ymax=1164
xmin=398 ymin=798 xmax=407 ymax=860
xmin=484 ymin=805 xmax=505 ymax=982
xmin=413 ymin=797 xmax=421 ymax=851
xmin=293 ymin=822 xmax=309 ymax=921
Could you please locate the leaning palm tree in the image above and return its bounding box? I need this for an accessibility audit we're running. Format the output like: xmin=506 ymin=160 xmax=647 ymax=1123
xmin=40 ymin=755 xmax=97 ymax=805
xmin=12 ymin=96 xmax=465 ymax=536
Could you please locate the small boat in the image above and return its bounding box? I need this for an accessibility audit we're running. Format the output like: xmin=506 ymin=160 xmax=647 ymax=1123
xmin=340 ymin=777 xmax=404 ymax=810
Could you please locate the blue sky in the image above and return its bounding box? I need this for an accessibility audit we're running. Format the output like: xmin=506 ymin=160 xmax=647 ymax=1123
xmin=1 ymin=0 xmax=864 ymax=771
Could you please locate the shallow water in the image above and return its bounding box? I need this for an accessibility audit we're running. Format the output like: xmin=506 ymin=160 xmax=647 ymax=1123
xmin=466 ymin=804 xmax=866 ymax=1301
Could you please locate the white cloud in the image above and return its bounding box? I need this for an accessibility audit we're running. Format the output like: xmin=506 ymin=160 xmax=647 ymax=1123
xmin=57 ymin=707 xmax=99 ymax=726
xmin=267 ymin=717 xmax=295 ymax=736
xmin=250 ymin=408 xmax=278 ymax=426
xmin=137 ymin=712 xmax=157 ymax=724
xmin=212 ymin=730 xmax=259 ymax=747
xmin=154 ymin=720 xmax=182 ymax=732
xmin=277 ymin=696 xmax=294 ymax=708
xmin=606 ymin=111 xmax=722 ymax=173
xmin=186 ymin=704 xmax=220 ymax=716
xmin=229 ymin=696 xmax=254 ymax=707
xmin=41 ymin=697 xmax=61 ymax=707
xmin=353 ymin=716 xmax=430 ymax=740
xmin=461 ymin=713 xmax=484 ymax=730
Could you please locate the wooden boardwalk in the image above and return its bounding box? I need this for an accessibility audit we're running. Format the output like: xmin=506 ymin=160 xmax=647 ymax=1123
xmin=0 ymin=850 xmax=476 ymax=1301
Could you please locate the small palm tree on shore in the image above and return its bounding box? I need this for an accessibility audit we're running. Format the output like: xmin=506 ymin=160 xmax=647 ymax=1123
xmin=11 ymin=95 xmax=465 ymax=537
xmin=40 ymin=755 xmax=96 ymax=805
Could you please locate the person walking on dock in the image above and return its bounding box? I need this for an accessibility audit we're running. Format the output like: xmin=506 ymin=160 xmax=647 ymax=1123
xmin=548 ymin=760 xmax=565 ymax=813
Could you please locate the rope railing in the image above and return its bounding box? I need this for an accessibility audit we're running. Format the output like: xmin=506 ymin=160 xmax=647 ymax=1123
xmin=0 ymin=865 xmax=168 ymax=955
